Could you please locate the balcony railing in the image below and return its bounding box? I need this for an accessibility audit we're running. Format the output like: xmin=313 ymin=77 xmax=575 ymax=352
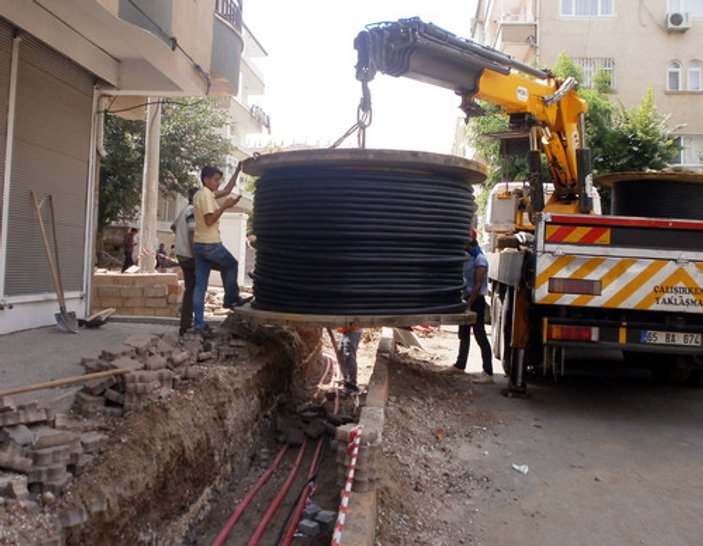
xmin=215 ymin=0 xmax=243 ymax=30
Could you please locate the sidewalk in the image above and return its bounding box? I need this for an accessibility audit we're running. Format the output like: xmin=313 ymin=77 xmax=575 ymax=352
xmin=0 ymin=321 xmax=178 ymax=410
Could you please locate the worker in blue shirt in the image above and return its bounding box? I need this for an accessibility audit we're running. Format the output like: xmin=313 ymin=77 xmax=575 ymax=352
xmin=452 ymin=229 xmax=493 ymax=383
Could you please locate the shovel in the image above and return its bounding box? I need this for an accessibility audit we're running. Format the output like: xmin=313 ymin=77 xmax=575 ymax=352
xmin=30 ymin=191 xmax=79 ymax=333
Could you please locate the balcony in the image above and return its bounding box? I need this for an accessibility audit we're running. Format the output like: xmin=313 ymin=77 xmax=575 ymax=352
xmin=211 ymin=0 xmax=244 ymax=96
xmin=495 ymin=14 xmax=538 ymax=63
xmin=215 ymin=0 xmax=243 ymax=31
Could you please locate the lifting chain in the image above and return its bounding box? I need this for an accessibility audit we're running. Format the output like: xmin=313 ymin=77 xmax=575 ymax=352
xmin=330 ymin=81 xmax=373 ymax=149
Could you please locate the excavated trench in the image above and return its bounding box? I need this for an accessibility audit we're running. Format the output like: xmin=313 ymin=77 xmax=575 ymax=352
xmin=50 ymin=318 xmax=352 ymax=546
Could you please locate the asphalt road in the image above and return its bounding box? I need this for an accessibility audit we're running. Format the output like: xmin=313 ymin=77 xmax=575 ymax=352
xmin=465 ymin=349 xmax=703 ymax=546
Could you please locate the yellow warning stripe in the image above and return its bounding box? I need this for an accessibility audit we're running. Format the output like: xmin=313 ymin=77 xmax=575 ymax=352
xmin=571 ymin=258 xmax=638 ymax=307
xmin=535 ymin=256 xmax=577 ymax=289
xmin=539 ymin=257 xmax=607 ymax=305
xmin=602 ymin=260 xmax=667 ymax=308
xmin=635 ymin=267 xmax=703 ymax=310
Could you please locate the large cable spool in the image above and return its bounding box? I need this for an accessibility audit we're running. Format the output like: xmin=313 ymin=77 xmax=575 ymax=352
xmin=241 ymin=149 xmax=486 ymax=315
xmin=598 ymin=172 xmax=703 ymax=220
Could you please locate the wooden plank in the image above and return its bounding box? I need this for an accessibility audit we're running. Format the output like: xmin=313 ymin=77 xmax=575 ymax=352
xmin=230 ymin=304 xmax=476 ymax=328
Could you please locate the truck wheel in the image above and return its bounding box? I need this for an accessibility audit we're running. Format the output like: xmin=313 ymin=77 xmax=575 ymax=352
xmin=491 ymin=291 xmax=503 ymax=360
xmin=501 ymin=288 xmax=514 ymax=376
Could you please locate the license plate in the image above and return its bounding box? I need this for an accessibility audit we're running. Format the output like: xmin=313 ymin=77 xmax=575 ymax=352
xmin=640 ymin=330 xmax=702 ymax=346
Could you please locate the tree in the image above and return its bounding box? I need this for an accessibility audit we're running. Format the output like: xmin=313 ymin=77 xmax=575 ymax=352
xmin=466 ymin=51 xmax=679 ymax=209
xmin=98 ymin=98 xmax=232 ymax=234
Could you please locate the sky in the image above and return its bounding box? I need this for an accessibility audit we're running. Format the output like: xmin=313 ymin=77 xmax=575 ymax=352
xmin=243 ymin=1 xmax=479 ymax=154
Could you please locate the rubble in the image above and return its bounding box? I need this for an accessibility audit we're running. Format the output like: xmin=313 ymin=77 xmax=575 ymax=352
xmin=0 ymin=326 xmax=252 ymax=516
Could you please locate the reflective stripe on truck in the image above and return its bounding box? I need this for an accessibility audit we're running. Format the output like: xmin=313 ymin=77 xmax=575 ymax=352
xmin=534 ymin=256 xmax=703 ymax=313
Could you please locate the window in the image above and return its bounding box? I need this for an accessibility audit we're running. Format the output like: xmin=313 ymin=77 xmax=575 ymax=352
xmin=575 ymin=58 xmax=615 ymax=89
xmin=674 ymin=135 xmax=703 ymax=167
xmin=688 ymin=61 xmax=702 ymax=91
xmin=668 ymin=61 xmax=682 ymax=90
xmin=668 ymin=0 xmax=703 ymax=16
xmin=561 ymin=0 xmax=614 ymax=16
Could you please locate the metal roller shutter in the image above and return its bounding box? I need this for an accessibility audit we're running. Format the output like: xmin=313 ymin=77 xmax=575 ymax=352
xmin=0 ymin=20 xmax=13 ymax=238
xmin=5 ymin=36 xmax=93 ymax=296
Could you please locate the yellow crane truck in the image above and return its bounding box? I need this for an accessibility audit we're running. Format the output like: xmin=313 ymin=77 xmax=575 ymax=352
xmin=355 ymin=18 xmax=703 ymax=390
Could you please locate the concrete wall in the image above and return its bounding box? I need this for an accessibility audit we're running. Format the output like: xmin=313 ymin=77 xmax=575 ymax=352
xmin=538 ymin=0 xmax=703 ymax=135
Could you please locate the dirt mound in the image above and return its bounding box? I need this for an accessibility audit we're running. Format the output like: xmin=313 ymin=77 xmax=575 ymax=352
xmin=55 ymin=327 xmax=294 ymax=545
xmin=376 ymin=349 xmax=496 ymax=545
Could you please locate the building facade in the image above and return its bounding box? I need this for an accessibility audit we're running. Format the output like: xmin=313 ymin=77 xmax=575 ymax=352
xmin=471 ymin=0 xmax=703 ymax=170
xmin=0 ymin=0 xmax=244 ymax=334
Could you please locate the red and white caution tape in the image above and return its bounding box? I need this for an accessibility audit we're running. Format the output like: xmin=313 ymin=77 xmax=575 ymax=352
xmin=331 ymin=424 xmax=363 ymax=546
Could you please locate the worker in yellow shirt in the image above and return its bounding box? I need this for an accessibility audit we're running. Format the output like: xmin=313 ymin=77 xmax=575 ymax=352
xmin=192 ymin=165 xmax=250 ymax=335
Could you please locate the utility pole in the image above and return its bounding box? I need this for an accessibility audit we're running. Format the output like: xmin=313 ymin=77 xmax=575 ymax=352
xmin=138 ymin=99 xmax=161 ymax=273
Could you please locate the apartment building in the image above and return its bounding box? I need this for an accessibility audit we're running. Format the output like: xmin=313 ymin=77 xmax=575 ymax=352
xmin=0 ymin=0 xmax=244 ymax=333
xmin=471 ymin=0 xmax=703 ymax=170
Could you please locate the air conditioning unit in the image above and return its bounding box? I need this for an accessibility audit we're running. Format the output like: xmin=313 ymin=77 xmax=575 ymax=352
xmin=666 ymin=12 xmax=691 ymax=31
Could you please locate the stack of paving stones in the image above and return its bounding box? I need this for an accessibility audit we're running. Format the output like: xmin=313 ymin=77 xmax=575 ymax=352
xmin=0 ymin=395 xmax=108 ymax=507
xmin=75 ymin=332 xmax=251 ymax=415
xmin=0 ymin=330 xmax=252 ymax=511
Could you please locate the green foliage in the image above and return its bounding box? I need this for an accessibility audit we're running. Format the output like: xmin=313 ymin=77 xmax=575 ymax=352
xmin=551 ymin=52 xmax=585 ymax=83
xmin=465 ymin=102 xmax=528 ymax=209
xmin=467 ymin=53 xmax=679 ymax=205
xmin=597 ymin=89 xmax=679 ymax=172
xmin=98 ymin=98 xmax=232 ymax=230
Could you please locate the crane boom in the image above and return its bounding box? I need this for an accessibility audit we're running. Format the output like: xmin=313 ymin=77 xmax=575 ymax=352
xmin=354 ymin=18 xmax=593 ymax=213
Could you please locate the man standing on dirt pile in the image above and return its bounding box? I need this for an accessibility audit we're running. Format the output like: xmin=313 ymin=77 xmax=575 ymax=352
xmin=192 ymin=165 xmax=251 ymax=336
xmin=452 ymin=229 xmax=493 ymax=383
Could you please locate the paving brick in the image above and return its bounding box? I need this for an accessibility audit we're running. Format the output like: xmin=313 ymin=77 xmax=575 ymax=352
xmin=101 ymin=345 xmax=136 ymax=361
xmin=109 ymin=356 xmax=143 ymax=372
xmin=83 ymin=376 xmax=116 ymax=396
xmin=302 ymin=502 xmax=321 ymax=520
xmin=80 ymin=432 xmax=108 ymax=454
xmin=68 ymin=453 xmax=93 ymax=475
xmin=170 ymin=351 xmax=190 ymax=366
xmin=0 ymin=442 xmax=32 ymax=473
xmin=1 ymin=425 xmax=34 ymax=446
xmin=153 ymin=340 xmax=175 ymax=355
xmin=315 ymin=509 xmax=336 ymax=525
xmin=124 ymin=333 xmax=159 ymax=354
xmin=298 ymin=519 xmax=320 ymax=537
xmin=74 ymin=392 xmax=105 ymax=417
xmin=28 ymin=464 xmax=67 ymax=483
xmin=0 ymin=407 xmax=48 ymax=427
xmin=104 ymin=389 xmax=125 ymax=405
xmin=33 ymin=445 xmax=71 ymax=466
xmin=101 ymin=406 xmax=124 ymax=418
xmin=125 ymin=371 xmax=159 ymax=384
xmin=59 ymin=504 xmax=89 ymax=529
xmin=0 ymin=396 xmax=16 ymax=413
xmin=41 ymin=471 xmax=72 ymax=496
xmin=183 ymin=366 xmax=205 ymax=380
xmin=80 ymin=358 xmax=110 ymax=373
xmin=0 ymin=475 xmax=29 ymax=500
xmin=33 ymin=428 xmax=78 ymax=450
xmin=145 ymin=354 xmax=168 ymax=370
xmin=197 ymin=351 xmax=215 ymax=362
xmin=86 ymin=492 xmax=107 ymax=514
xmin=52 ymin=414 xmax=72 ymax=429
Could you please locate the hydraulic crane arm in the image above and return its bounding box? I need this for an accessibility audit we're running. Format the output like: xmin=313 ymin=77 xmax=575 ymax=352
xmin=354 ymin=18 xmax=592 ymax=212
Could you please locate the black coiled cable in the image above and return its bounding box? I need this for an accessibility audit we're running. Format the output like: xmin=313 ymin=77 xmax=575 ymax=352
xmin=250 ymin=159 xmax=479 ymax=315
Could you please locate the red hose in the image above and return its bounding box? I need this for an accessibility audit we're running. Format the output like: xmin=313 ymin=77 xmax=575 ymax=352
xmin=212 ymin=444 xmax=289 ymax=546
xmin=280 ymin=438 xmax=325 ymax=546
xmin=246 ymin=439 xmax=309 ymax=546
